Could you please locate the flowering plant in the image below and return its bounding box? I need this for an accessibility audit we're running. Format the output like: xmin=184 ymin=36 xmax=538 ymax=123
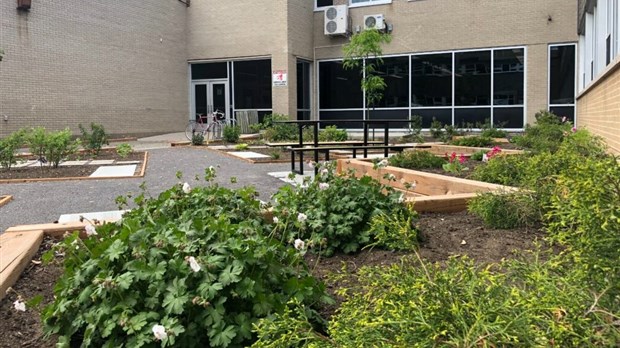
xmin=42 ymin=170 xmax=331 ymax=347
xmin=482 ymin=146 xmax=502 ymax=162
xmin=442 ymin=152 xmax=469 ymax=173
xmin=270 ymin=161 xmax=414 ymax=256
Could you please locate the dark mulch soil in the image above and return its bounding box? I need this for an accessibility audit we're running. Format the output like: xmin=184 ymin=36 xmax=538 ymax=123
xmin=0 ymin=211 xmax=544 ymax=346
xmin=0 ymin=151 xmax=144 ymax=181
xmin=0 ymin=237 xmax=62 ymax=348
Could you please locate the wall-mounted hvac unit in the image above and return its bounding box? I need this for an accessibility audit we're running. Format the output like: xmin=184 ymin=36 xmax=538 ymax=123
xmin=324 ymin=5 xmax=349 ymax=36
xmin=364 ymin=14 xmax=386 ymax=31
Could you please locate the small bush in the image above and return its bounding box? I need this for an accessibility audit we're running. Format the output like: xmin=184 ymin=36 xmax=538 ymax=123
xmin=470 ymin=149 xmax=486 ymax=161
xmin=0 ymin=129 xmax=26 ymax=170
xmin=79 ymin=123 xmax=109 ymax=156
xmin=450 ymin=136 xmax=495 ymax=147
xmin=269 ymin=149 xmax=282 ymax=160
xmin=270 ymin=162 xmax=412 ymax=256
xmin=46 ymin=129 xmax=80 ymax=168
xmin=318 ymin=126 xmax=347 ymax=142
xmin=367 ymin=205 xmax=419 ymax=251
xmin=43 ymin=172 xmax=331 ymax=347
xmin=191 ymin=132 xmax=204 ymax=145
xmin=388 ymin=150 xmax=445 ymax=169
xmin=468 ymin=191 xmax=539 ymax=229
xmin=249 ymin=124 xmax=262 ymax=134
xmin=471 ymin=154 xmax=527 ymax=186
xmin=115 ymin=143 xmax=133 ymax=158
xmin=261 ymin=114 xmax=298 ymax=142
xmin=404 ymin=115 xmax=424 ymax=143
xmin=511 ymin=110 xmax=571 ymax=153
xmin=234 ymin=143 xmax=249 ymax=151
xmin=429 ymin=117 xmax=443 ymax=139
xmin=481 ymin=127 xmax=507 ymax=138
xmin=223 ymin=125 xmax=241 ymax=143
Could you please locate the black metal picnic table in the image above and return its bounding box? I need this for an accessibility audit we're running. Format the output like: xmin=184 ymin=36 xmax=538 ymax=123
xmin=274 ymin=119 xmax=415 ymax=175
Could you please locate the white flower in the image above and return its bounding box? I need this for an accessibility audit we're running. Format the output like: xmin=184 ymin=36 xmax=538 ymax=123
xmin=152 ymin=324 xmax=167 ymax=340
xmin=378 ymin=159 xmax=388 ymax=168
xmin=386 ymin=173 xmax=396 ymax=181
xmin=319 ymin=183 xmax=329 ymax=190
xmin=482 ymin=154 xmax=489 ymax=162
xmin=297 ymin=213 xmax=307 ymax=223
xmin=273 ymin=216 xmax=279 ymax=224
xmin=182 ymin=182 xmax=191 ymax=194
xmin=398 ymin=194 xmax=405 ymax=203
xmin=308 ymin=161 xmax=315 ymax=169
xmin=294 ymin=238 xmax=305 ymax=250
xmin=85 ymin=224 xmax=98 ymax=237
xmin=208 ymin=166 xmax=214 ymax=171
xmin=13 ymin=300 xmax=26 ymax=312
xmin=188 ymin=256 xmax=201 ymax=273
xmin=320 ymin=168 xmax=329 ymax=176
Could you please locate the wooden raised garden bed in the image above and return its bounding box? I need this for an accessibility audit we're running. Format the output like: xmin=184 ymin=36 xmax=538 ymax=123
xmin=410 ymin=143 xmax=524 ymax=156
xmin=0 ymin=195 xmax=12 ymax=208
xmin=337 ymin=159 xmax=518 ymax=213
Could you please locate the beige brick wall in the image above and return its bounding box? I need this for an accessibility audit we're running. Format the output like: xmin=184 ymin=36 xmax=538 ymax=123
xmin=312 ymin=0 xmax=578 ymax=124
xmin=0 ymin=0 xmax=189 ymax=138
xmin=187 ymin=0 xmax=313 ymax=118
xmin=577 ymin=59 xmax=620 ymax=155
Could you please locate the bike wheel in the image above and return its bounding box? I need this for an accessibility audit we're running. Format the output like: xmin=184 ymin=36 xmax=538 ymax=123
xmin=185 ymin=121 xmax=198 ymax=141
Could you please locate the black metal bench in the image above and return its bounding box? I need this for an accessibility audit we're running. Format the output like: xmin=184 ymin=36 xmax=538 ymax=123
xmin=289 ymin=145 xmax=414 ymax=175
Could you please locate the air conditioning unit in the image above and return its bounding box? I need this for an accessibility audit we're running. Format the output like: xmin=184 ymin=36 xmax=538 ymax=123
xmin=364 ymin=14 xmax=386 ymax=31
xmin=324 ymin=5 xmax=348 ymax=36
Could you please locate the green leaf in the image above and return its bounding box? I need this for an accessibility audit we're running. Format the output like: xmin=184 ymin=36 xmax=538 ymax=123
xmin=210 ymin=325 xmax=237 ymax=347
xmin=219 ymin=261 xmax=243 ymax=286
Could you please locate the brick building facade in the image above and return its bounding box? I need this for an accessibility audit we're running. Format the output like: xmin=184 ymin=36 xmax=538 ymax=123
xmin=1 ymin=0 xmax=580 ymax=137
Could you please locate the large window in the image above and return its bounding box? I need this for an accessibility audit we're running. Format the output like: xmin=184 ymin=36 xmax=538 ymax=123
xmin=191 ymin=62 xmax=227 ymax=80
xmin=318 ymin=47 xmax=526 ymax=129
xmin=549 ymin=44 xmax=576 ymax=122
xmin=315 ymin=0 xmax=333 ymax=9
xmin=350 ymin=0 xmax=392 ymax=6
xmin=319 ymin=61 xmax=363 ymax=109
xmin=233 ymin=59 xmax=272 ymax=110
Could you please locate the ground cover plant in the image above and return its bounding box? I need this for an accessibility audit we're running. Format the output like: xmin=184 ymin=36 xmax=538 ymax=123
xmin=41 ymin=169 xmax=332 ymax=347
xmin=449 ymin=135 xmax=495 ymax=147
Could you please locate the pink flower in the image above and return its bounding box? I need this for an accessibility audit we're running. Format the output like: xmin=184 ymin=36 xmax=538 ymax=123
xmin=572 ymin=127 xmax=577 ymax=132
xmin=319 ymin=182 xmax=329 ymax=190
xmin=458 ymin=154 xmax=466 ymax=164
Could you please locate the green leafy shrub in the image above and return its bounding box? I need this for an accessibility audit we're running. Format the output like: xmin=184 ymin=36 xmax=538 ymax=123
xmin=79 ymin=123 xmax=109 ymax=156
xmin=388 ymin=150 xmax=445 ymax=169
xmin=429 ymin=117 xmax=443 ymax=139
xmin=261 ymin=114 xmax=298 ymax=142
xmin=403 ymin=115 xmax=424 ymax=143
xmin=43 ymin=172 xmax=331 ymax=347
xmin=270 ymin=162 xmax=411 ymax=256
xmin=481 ymin=127 xmax=507 ymax=138
xmin=470 ymin=149 xmax=486 ymax=161
xmin=0 ymin=128 xmax=26 ymax=170
xmin=46 ymin=128 xmax=80 ymax=168
xmin=115 ymin=143 xmax=133 ymax=158
xmin=27 ymin=127 xmax=79 ymax=168
xmin=511 ymin=110 xmax=571 ymax=153
xmin=468 ymin=191 xmax=539 ymax=229
xmin=269 ymin=149 xmax=281 ymax=160
xmin=449 ymin=135 xmax=495 ymax=147
xmin=545 ymin=155 xmax=620 ymax=302
xmin=191 ymin=132 xmax=204 ymax=145
xmin=318 ymin=126 xmax=347 ymax=142
xmin=471 ymin=154 xmax=528 ymax=186
xmin=249 ymin=124 xmax=262 ymax=134
xmin=234 ymin=143 xmax=249 ymax=151
xmin=223 ymin=125 xmax=241 ymax=143
xmin=367 ymin=205 xmax=419 ymax=251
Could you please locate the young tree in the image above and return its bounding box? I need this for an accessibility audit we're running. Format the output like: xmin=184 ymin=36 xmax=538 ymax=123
xmin=342 ymin=29 xmax=392 ymax=119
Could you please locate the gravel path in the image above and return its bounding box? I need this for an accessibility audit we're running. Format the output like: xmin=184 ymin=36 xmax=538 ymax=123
xmin=0 ymin=147 xmax=295 ymax=233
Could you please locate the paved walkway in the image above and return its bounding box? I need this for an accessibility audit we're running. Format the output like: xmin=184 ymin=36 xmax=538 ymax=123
xmin=0 ymin=133 xmax=298 ymax=233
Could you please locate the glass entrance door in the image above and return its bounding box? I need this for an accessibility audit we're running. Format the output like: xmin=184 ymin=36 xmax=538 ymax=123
xmin=191 ymin=79 xmax=229 ymax=122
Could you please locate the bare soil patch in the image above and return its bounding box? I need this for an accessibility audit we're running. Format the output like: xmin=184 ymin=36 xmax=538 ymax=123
xmin=0 ymin=210 xmax=543 ymax=347
xmin=0 ymin=150 xmax=145 ymax=181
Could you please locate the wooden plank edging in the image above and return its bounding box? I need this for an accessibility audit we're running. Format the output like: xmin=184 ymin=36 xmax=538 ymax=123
xmin=0 ymin=230 xmax=44 ymax=301
xmin=0 ymin=195 xmax=13 ymax=208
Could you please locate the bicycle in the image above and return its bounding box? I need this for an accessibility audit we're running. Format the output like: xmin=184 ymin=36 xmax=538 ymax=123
xmin=185 ymin=110 xmax=226 ymax=142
